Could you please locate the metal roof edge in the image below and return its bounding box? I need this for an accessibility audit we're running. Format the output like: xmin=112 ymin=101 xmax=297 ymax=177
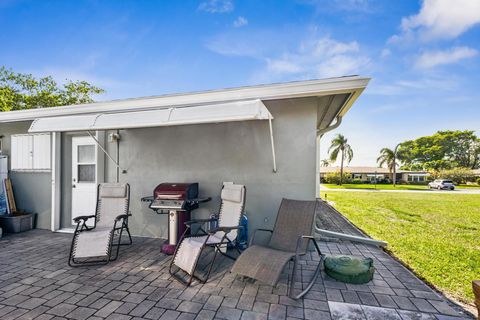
xmin=0 ymin=76 xmax=370 ymax=123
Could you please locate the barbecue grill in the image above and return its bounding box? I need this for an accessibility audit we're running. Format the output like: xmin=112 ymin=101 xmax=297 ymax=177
xmin=142 ymin=183 xmax=210 ymax=254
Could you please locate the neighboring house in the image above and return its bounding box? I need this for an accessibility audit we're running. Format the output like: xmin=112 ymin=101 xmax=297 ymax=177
xmin=400 ymin=170 xmax=431 ymax=183
xmin=473 ymin=169 xmax=480 ymax=177
xmin=320 ymin=166 xmax=430 ymax=183
xmin=0 ymin=76 xmax=369 ymax=238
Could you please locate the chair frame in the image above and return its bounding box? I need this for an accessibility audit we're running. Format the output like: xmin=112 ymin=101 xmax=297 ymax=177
xmin=247 ymin=209 xmax=323 ymax=299
xmin=169 ymin=185 xmax=246 ymax=286
xmin=68 ymin=183 xmax=132 ymax=267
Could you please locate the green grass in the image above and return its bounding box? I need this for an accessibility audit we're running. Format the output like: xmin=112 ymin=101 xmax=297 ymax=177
xmin=322 ymin=183 xmax=429 ymax=190
xmin=322 ymin=183 xmax=480 ymax=190
xmin=458 ymin=184 xmax=480 ymax=189
xmin=323 ymin=191 xmax=480 ymax=305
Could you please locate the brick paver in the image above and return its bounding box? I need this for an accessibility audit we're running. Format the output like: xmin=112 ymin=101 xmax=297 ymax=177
xmin=0 ymin=209 xmax=472 ymax=320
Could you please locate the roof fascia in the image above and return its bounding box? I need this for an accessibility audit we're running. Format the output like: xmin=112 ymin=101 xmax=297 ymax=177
xmin=0 ymin=76 xmax=370 ymax=123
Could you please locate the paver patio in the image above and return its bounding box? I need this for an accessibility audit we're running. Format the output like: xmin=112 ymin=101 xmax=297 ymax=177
xmin=0 ymin=203 xmax=472 ymax=319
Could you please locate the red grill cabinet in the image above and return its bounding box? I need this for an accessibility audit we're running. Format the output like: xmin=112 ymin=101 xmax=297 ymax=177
xmin=142 ymin=183 xmax=210 ymax=255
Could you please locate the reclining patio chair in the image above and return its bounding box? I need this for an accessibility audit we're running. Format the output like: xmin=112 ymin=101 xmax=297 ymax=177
xmin=68 ymin=183 xmax=132 ymax=266
xmin=231 ymin=198 xmax=322 ymax=299
xmin=170 ymin=182 xmax=246 ymax=286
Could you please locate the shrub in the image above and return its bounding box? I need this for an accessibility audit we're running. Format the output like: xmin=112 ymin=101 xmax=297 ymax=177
xmin=477 ymin=177 xmax=480 ymax=185
xmin=408 ymin=181 xmax=429 ymax=185
xmin=431 ymin=168 xmax=476 ymax=184
xmin=323 ymin=171 xmax=352 ymax=184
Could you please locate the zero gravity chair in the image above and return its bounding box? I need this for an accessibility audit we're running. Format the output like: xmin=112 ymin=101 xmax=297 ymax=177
xmin=170 ymin=182 xmax=246 ymax=286
xmin=231 ymin=199 xmax=322 ymax=299
xmin=68 ymin=183 xmax=132 ymax=266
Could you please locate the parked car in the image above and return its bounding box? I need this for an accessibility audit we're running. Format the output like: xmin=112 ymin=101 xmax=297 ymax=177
xmin=428 ymin=179 xmax=455 ymax=190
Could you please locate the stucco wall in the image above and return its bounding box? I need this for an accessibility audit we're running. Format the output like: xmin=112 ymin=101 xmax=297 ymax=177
xmin=102 ymin=97 xmax=318 ymax=238
xmin=0 ymin=121 xmax=52 ymax=229
xmin=1 ymin=97 xmax=320 ymax=237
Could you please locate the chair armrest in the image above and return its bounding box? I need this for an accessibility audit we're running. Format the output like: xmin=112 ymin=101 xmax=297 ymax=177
xmin=249 ymin=228 xmax=273 ymax=246
xmin=115 ymin=214 xmax=129 ymax=222
xmin=184 ymin=218 xmax=216 ymax=226
xmin=73 ymin=215 xmax=95 ymax=223
xmin=295 ymin=235 xmax=321 ymax=256
xmin=208 ymin=225 xmax=243 ymax=235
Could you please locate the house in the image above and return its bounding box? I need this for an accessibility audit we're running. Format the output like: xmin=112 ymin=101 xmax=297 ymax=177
xmin=320 ymin=166 xmax=430 ymax=183
xmin=0 ymin=76 xmax=369 ymax=238
xmin=473 ymin=169 xmax=480 ymax=177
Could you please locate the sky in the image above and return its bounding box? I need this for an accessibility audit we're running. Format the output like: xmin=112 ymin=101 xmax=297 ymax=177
xmin=1 ymin=0 xmax=479 ymax=166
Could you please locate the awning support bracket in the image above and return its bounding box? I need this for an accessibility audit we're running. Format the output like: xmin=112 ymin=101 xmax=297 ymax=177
xmin=87 ymin=131 xmax=126 ymax=175
xmin=268 ymin=114 xmax=277 ymax=173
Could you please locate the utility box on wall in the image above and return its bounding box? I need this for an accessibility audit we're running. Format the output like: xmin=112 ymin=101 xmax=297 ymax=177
xmin=11 ymin=134 xmax=51 ymax=171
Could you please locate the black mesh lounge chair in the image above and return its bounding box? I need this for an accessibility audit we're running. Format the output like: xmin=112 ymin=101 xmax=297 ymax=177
xmin=68 ymin=183 xmax=132 ymax=266
xmin=170 ymin=182 xmax=246 ymax=286
xmin=231 ymin=199 xmax=322 ymax=299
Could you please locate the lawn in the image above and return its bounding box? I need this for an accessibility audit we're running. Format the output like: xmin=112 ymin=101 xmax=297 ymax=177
xmin=322 ymin=183 xmax=429 ymax=190
xmin=321 ymin=183 xmax=480 ymax=191
xmin=323 ymin=191 xmax=480 ymax=305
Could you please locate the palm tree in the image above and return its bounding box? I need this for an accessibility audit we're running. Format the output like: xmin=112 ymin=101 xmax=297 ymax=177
xmin=377 ymin=144 xmax=400 ymax=187
xmin=320 ymin=159 xmax=331 ymax=167
xmin=328 ymin=134 xmax=353 ymax=185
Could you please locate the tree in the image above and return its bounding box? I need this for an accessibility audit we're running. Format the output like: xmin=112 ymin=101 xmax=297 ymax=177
xmin=328 ymin=134 xmax=353 ymax=185
xmin=377 ymin=145 xmax=401 ymax=187
xmin=320 ymin=159 xmax=331 ymax=167
xmin=0 ymin=66 xmax=104 ymax=111
xmin=398 ymin=130 xmax=480 ymax=170
xmin=430 ymin=168 xmax=476 ymax=185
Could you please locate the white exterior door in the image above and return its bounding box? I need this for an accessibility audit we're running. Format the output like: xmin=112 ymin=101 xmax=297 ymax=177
xmin=71 ymin=136 xmax=98 ymax=226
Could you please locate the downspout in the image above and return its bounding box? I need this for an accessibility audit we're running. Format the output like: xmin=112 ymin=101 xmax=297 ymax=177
xmin=116 ymin=130 xmax=120 ymax=183
xmin=315 ymin=115 xmax=343 ymax=198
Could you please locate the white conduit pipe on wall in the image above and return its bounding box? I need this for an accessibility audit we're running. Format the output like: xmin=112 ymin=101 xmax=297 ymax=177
xmin=268 ymin=114 xmax=277 ymax=173
xmin=87 ymin=131 xmax=126 ymax=178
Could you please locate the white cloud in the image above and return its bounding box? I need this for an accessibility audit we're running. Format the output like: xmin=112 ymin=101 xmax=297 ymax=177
xmin=198 ymin=0 xmax=233 ymax=13
xmin=205 ymin=29 xmax=283 ymax=57
xmin=263 ymin=37 xmax=369 ymax=79
xmin=367 ymin=76 xmax=461 ymax=96
xmin=390 ymin=0 xmax=480 ymax=43
xmin=233 ymin=16 xmax=248 ymax=28
xmin=415 ymin=46 xmax=478 ymax=69
xmin=266 ymin=59 xmax=301 ymax=73
xmin=206 ymin=28 xmax=370 ymax=81
xmin=329 ymin=0 xmax=372 ymax=12
xmin=380 ymin=48 xmax=391 ymax=58
xmin=305 ymin=0 xmax=375 ymax=13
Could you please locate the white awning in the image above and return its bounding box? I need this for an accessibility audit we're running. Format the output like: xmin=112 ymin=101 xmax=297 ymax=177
xmin=29 ymin=99 xmax=278 ymax=173
xmin=28 ymin=99 xmax=272 ymax=133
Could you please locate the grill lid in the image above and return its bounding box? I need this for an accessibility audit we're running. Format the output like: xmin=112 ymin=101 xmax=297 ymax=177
xmin=154 ymin=183 xmax=199 ymax=200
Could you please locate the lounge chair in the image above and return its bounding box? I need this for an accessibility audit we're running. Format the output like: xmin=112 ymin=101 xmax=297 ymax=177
xmin=231 ymin=198 xmax=322 ymax=299
xmin=170 ymin=182 xmax=246 ymax=286
xmin=68 ymin=183 xmax=132 ymax=266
